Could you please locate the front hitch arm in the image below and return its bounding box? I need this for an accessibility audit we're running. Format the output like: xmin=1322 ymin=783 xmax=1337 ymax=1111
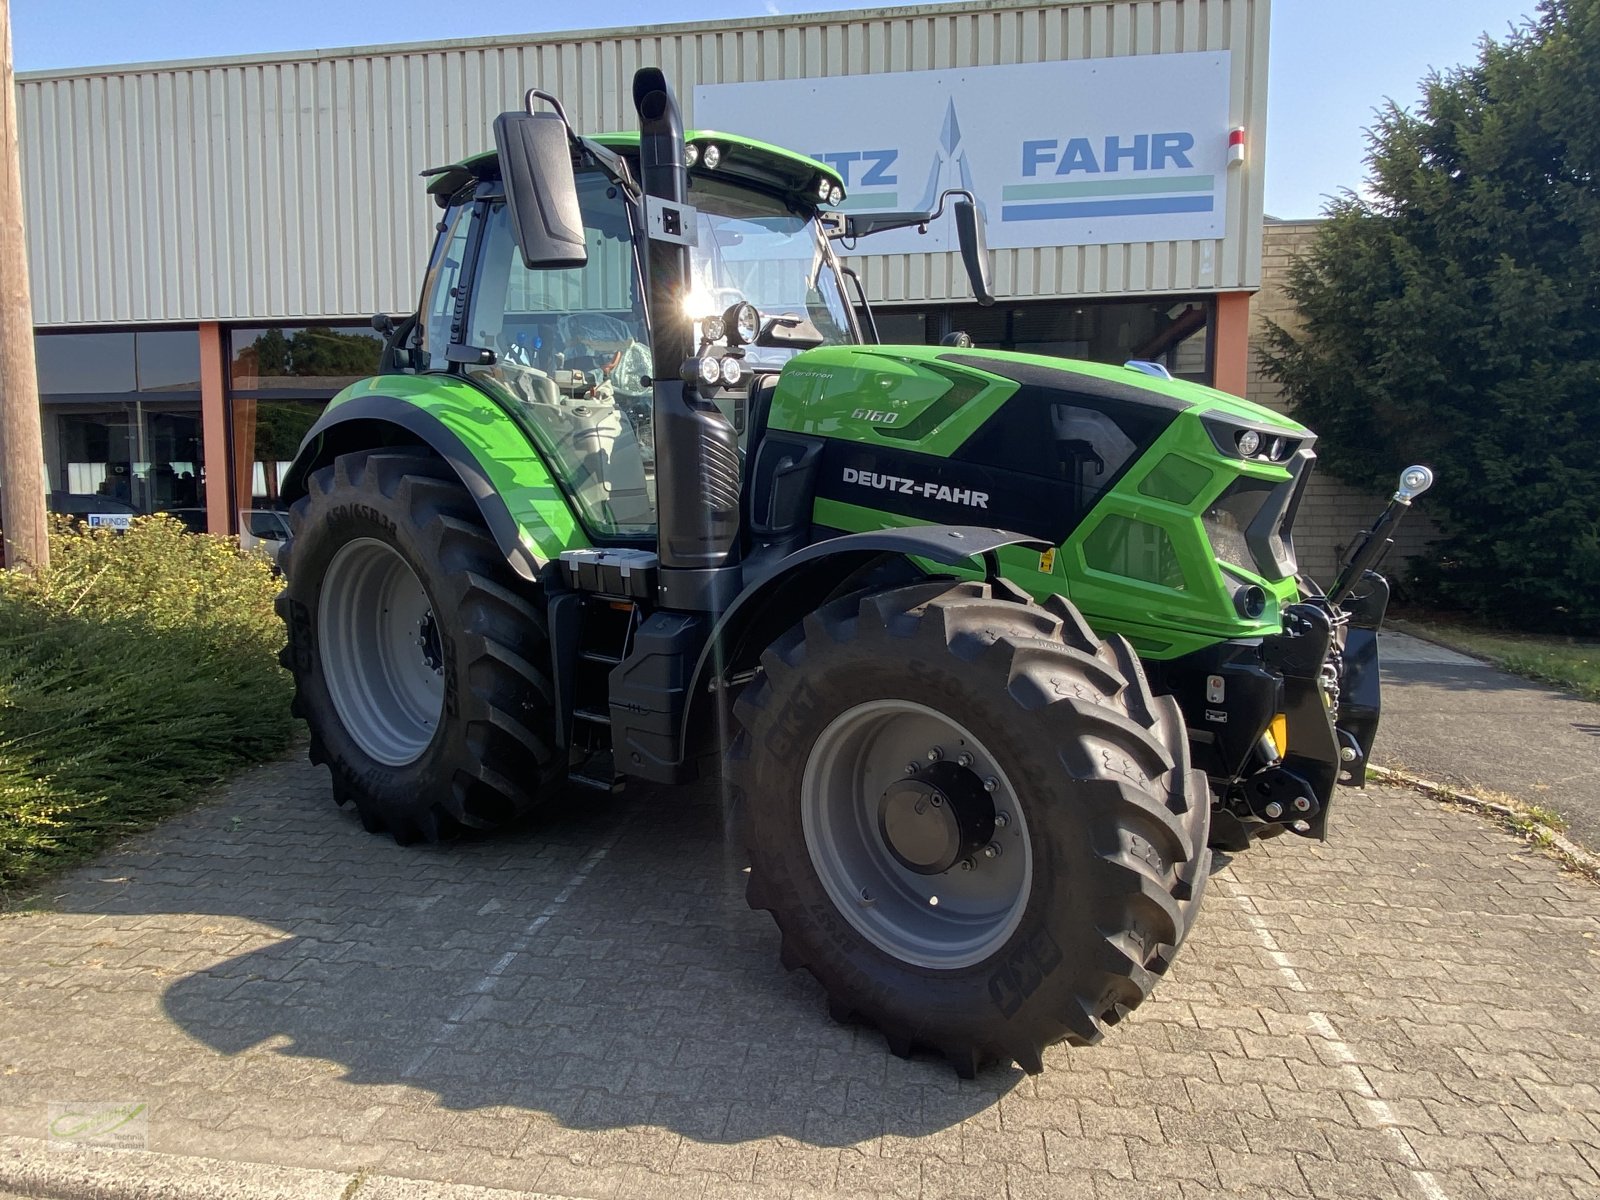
xmin=1327 ymin=465 xmax=1436 ymax=607
xmin=1328 ymin=465 xmax=1437 ymax=787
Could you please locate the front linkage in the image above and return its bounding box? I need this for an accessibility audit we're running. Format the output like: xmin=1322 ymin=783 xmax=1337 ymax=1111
xmin=1155 ymin=466 xmax=1437 ymax=850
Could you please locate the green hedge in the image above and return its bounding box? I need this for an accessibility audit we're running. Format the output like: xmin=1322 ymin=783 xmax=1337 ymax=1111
xmin=0 ymin=517 xmax=294 ymax=897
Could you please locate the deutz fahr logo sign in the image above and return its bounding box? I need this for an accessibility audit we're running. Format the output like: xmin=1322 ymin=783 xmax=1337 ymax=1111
xmin=1002 ymin=131 xmax=1214 ymax=225
xmin=694 ymin=51 xmax=1232 ymax=251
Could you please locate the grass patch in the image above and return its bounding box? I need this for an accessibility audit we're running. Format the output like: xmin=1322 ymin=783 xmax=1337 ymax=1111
xmin=1389 ymin=611 xmax=1600 ymax=702
xmin=0 ymin=517 xmax=294 ymax=900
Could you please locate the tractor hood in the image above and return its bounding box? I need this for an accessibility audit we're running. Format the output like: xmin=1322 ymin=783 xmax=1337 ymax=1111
xmin=766 ymin=344 xmax=1310 ymax=449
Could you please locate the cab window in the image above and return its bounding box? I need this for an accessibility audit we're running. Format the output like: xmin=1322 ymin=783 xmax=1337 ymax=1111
xmin=463 ymin=174 xmax=655 ymax=539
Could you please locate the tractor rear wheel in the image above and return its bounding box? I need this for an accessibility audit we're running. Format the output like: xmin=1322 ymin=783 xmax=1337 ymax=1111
xmin=276 ymin=448 xmax=560 ymax=842
xmin=728 ymin=580 xmax=1210 ymax=1076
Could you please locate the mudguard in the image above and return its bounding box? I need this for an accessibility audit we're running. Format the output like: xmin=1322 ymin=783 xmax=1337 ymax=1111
xmin=279 ymin=379 xmax=591 ymax=580
xmin=673 ymin=526 xmax=1052 ymax=765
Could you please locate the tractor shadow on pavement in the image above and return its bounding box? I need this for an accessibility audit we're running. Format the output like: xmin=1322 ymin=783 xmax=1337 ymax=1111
xmin=141 ymin=758 xmax=1017 ymax=1146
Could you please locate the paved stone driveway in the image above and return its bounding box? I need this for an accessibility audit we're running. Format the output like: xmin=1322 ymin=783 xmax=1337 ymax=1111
xmin=1 ymin=756 xmax=1597 ymax=1200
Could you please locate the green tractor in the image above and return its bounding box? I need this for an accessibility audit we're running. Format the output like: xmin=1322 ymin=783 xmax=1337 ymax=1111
xmin=275 ymin=69 xmax=1432 ymax=1076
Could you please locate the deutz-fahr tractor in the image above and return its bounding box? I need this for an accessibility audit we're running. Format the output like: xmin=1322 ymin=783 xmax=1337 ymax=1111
xmin=275 ymin=69 xmax=1432 ymax=1076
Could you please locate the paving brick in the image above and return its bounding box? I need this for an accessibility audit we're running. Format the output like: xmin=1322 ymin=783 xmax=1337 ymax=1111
xmin=0 ymin=762 xmax=1594 ymax=1200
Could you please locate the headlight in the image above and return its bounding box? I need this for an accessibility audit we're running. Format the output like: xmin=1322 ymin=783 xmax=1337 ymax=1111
xmin=828 ymin=185 xmax=844 ymax=206
xmin=702 ymin=315 xmax=725 ymax=343
xmin=1236 ymin=430 xmax=1261 ymax=457
xmin=817 ymin=177 xmax=832 ymax=201
xmin=725 ymin=302 xmax=761 ymax=346
xmin=685 ymin=143 xmax=700 ymax=167
xmin=696 ymin=356 xmax=722 ymax=387
xmin=702 ymin=143 xmax=722 ymax=170
xmin=719 ymin=356 xmax=742 ymax=387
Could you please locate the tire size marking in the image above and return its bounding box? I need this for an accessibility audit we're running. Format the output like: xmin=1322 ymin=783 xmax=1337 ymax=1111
xmin=328 ymin=502 xmax=398 ymax=536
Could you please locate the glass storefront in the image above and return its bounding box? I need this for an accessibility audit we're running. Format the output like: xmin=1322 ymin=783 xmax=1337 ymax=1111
xmin=228 ymin=324 xmax=383 ymax=538
xmin=36 ymin=329 xmax=205 ymax=527
xmin=876 ymin=297 xmax=1214 ymax=383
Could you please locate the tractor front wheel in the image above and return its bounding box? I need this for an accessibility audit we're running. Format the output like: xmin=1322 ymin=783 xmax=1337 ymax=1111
xmin=276 ymin=448 xmax=560 ymax=842
xmin=728 ymin=580 xmax=1210 ymax=1076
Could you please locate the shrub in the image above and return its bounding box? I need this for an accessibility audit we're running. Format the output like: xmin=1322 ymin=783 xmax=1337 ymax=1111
xmin=0 ymin=517 xmax=294 ymax=896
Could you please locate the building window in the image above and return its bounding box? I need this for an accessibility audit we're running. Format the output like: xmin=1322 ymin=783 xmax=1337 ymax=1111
xmin=36 ymin=328 xmax=205 ymax=527
xmin=228 ymin=324 xmax=384 ymax=535
xmin=879 ymin=297 xmax=1214 ymax=383
xmin=230 ymin=325 xmax=383 ymax=396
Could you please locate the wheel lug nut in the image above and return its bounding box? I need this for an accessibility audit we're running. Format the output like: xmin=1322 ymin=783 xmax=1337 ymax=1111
xmin=957 ymin=752 xmax=973 ymax=767
xmin=1293 ymin=796 xmax=1311 ymax=812
xmin=1340 ymin=746 xmax=1357 ymax=762
xmin=995 ymin=812 xmax=1010 ymax=828
xmin=983 ymin=843 xmax=1001 ymax=859
xmin=904 ymin=762 xmax=918 ymax=775
xmin=927 ymin=747 xmax=943 ymax=762
xmin=983 ymin=777 xmax=998 ymax=793
xmin=959 ymin=858 xmax=975 ymax=871
xmin=1264 ymin=801 xmax=1283 ymax=819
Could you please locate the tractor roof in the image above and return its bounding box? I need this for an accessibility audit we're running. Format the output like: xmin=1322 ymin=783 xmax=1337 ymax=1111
xmin=423 ymin=131 xmax=844 ymax=209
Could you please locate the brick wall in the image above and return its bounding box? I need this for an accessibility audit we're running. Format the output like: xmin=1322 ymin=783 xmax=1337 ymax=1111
xmin=1246 ymin=219 xmax=1439 ymax=587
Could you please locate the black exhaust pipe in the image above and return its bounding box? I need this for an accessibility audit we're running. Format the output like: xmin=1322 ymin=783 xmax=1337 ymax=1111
xmin=632 ymin=67 xmax=743 ymax=606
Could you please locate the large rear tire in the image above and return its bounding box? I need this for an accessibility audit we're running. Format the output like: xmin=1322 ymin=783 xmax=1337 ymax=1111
xmin=728 ymin=580 xmax=1210 ymax=1076
xmin=276 ymin=449 xmax=560 ymax=842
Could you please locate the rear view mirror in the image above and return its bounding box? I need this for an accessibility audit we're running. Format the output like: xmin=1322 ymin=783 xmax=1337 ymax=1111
xmin=954 ymin=200 xmax=994 ymax=307
xmin=492 ymin=111 xmax=587 ymax=270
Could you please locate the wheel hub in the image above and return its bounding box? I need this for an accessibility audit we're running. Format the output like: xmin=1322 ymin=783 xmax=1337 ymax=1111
xmin=878 ymin=761 xmax=996 ymax=875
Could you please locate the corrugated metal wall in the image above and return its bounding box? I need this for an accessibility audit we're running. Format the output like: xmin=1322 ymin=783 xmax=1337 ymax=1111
xmin=16 ymin=0 xmax=1268 ymax=327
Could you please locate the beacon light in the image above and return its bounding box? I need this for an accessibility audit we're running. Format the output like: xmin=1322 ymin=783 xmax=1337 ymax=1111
xmin=1228 ymin=127 xmax=1246 ymax=166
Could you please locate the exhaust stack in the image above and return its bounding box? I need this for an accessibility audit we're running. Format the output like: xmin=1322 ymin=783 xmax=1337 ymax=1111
xmin=632 ymin=68 xmax=743 ymax=608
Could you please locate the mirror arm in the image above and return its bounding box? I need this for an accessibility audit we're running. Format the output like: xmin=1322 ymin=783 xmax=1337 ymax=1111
xmin=524 ymin=88 xmax=572 ymax=126
xmin=521 ymin=88 xmax=640 ymax=202
xmin=841 ymin=189 xmax=981 ymax=240
xmin=923 ymin=188 xmax=975 ymax=222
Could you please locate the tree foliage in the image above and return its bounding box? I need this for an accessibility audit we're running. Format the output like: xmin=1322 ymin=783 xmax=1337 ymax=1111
xmin=1264 ymin=0 xmax=1600 ymax=632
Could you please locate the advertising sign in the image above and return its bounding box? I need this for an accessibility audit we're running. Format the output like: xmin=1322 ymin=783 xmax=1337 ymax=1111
xmin=694 ymin=52 xmax=1232 ymax=254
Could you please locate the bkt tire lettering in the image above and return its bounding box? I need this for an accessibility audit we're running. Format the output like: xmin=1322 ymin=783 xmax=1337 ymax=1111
xmin=842 ymin=466 xmax=990 ymax=510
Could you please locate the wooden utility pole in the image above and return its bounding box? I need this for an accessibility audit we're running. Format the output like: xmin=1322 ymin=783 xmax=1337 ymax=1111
xmin=0 ymin=0 xmax=47 ymax=571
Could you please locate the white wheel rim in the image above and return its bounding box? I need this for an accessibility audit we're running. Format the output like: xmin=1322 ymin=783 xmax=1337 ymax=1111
xmin=317 ymin=537 xmax=445 ymax=766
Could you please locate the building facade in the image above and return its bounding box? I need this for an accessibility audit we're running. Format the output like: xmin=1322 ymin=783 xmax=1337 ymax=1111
xmin=13 ymin=0 xmax=1270 ymax=548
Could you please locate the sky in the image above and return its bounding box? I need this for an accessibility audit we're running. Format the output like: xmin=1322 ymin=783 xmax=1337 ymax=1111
xmin=9 ymin=0 xmax=1540 ymax=219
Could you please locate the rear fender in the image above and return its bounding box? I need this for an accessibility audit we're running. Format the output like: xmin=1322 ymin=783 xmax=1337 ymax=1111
xmin=280 ymin=386 xmax=589 ymax=581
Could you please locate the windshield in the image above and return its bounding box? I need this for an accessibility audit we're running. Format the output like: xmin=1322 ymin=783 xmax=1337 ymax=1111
xmin=684 ymin=177 xmax=857 ymax=368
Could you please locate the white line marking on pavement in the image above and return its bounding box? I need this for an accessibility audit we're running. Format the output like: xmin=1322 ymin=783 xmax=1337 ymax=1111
xmin=1217 ymin=877 xmax=1450 ymax=1200
xmin=400 ymin=835 xmax=620 ymax=1079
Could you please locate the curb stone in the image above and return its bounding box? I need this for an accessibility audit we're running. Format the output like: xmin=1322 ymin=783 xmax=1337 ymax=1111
xmin=1368 ymin=764 xmax=1600 ymax=879
xmin=0 ymin=1139 xmax=579 ymax=1200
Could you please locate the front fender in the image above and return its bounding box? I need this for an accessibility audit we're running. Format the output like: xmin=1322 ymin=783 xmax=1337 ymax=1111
xmin=677 ymin=526 xmax=1051 ymax=761
xmin=281 ymin=378 xmax=590 ymax=580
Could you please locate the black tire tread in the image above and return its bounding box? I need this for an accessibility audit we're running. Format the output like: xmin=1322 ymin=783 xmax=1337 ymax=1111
xmin=730 ymin=579 xmax=1211 ymax=1076
xmin=276 ymin=447 xmax=559 ymax=843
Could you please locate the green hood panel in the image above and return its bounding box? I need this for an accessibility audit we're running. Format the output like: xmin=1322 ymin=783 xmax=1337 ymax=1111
xmin=770 ymin=344 xmax=1309 ymax=437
